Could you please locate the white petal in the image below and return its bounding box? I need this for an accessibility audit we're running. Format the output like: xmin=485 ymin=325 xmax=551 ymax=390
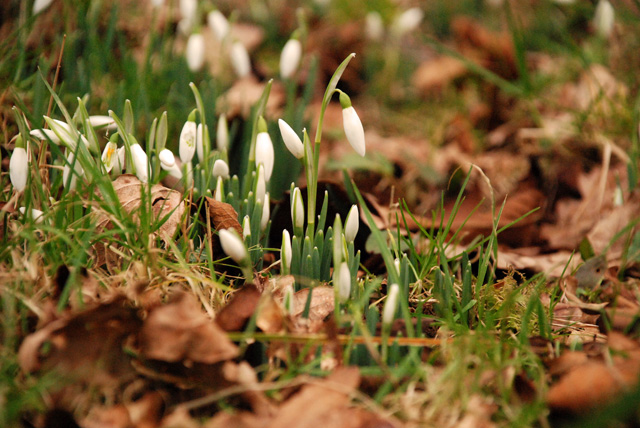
xmin=219 ymin=228 xmax=247 ymax=263
xmin=280 ymin=38 xmax=302 ymax=79
xmin=255 ymin=132 xmax=274 ymax=182
xmin=30 ymin=128 xmax=60 ymax=144
xmin=179 ymin=0 xmax=197 ymax=23
xmin=230 ymin=41 xmax=251 ymax=78
xmin=291 ymin=187 xmax=304 ymax=230
xmin=391 ymin=7 xmax=423 ymax=37
xmin=342 ymin=106 xmax=366 ymax=156
xmin=196 ymin=123 xmax=205 ymax=161
xmin=344 ymin=205 xmax=359 ymax=243
xmin=19 ymin=207 xmax=44 ymax=224
xmin=159 ymin=149 xmax=176 ymax=168
xmin=33 ymin=0 xmax=54 ymax=15
xmin=242 ymin=215 xmax=251 ymax=239
xmin=337 ymin=262 xmax=351 ymax=303
xmin=179 ymin=120 xmax=197 ymax=163
xmin=217 ymin=114 xmax=229 ymax=151
xmin=10 ymin=147 xmax=28 ymax=191
xmin=278 ymin=119 xmax=304 ymax=159
xmin=101 ymin=141 xmax=118 ymax=173
xmin=186 ymin=33 xmax=205 ymax=72
xmin=382 ymin=284 xmax=400 ymax=325
xmin=212 ymin=159 xmax=230 ymax=179
xmin=261 ymin=192 xmax=270 ymax=231
xmin=594 ymin=0 xmax=614 ymax=38
xmin=88 ymin=115 xmax=116 ymax=131
xmin=365 ymin=12 xmax=384 ymax=41
xmin=131 ymin=144 xmax=149 ymax=183
xmin=281 ymin=229 xmax=292 ymax=270
xmin=207 ymin=10 xmax=229 ymax=41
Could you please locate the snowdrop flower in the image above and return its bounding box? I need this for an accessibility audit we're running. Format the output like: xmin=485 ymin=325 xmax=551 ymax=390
xmin=33 ymin=0 xmax=53 ymax=15
xmin=219 ymin=228 xmax=248 ymax=264
xmin=44 ymin=117 xmax=89 ymax=149
xmin=255 ymin=124 xmax=274 ymax=182
xmin=255 ymin=165 xmax=266 ymax=204
xmin=382 ymin=283 xmax=400 ymax=325
xmin=281 ymin=229 xmax=292 ymax=273
xmin=212 ymin=159 xmax=230 ymax=179
xmin=30 ymin=128 xmax=60 ymax=144
xmin=179 ymin=111 xmax=197 ymax=164
xmin=19 ymin=207 xmax=44 ymax=224
xmin=88 ymin=115 xmax=116 ymax=131
xmin=394 ymin=258 xmax=401 ymax=275
xmin=207 ymin=10 xmax=229 ymax=41
xmin=336 ymin=262 xmax=351 ymax=303
xmin=214 ymin=176 xmax=224 ymax=202
xmin=101 ymin=141 xmax=118 ymax=173
xmin=242 ymin=215 xmax=251 ymax=239
xmin=339 ymin=92 xmax=366 ymax=157
xmin=217 ymin=114 xmax=229 ymax=151
xmin=186 ymin=33 xmax=205 ymax=72
xmin=280 ymin=36 xmax=302 ymax=80
xmin=365 ymin=11 xmax=384 ymax=41
xmin=278 ymin=119 xmax=304 ymax=159
xmin=10 ymin=139 xmax=28 ymax=192
xmin=179 ymin=0 xmax=197 ymax=24
xmin=112 ymin=146 xmax=126 ymax=176
xmin=63 ymin=151 xmax=83 ymax=190
xmin=195 ymin=123 xmax=206 ymax=161
xmin=291 ymin=186 xmax=304 ymax=232
xmin=230 ymin=41 xmax=251 ymax=78
xmin=594 ymin=0 xmax=614 ymax=38
xmin=130 ymin=142 xmax=149 ymax=183
xmin=159 ymin=149 xmax=183 ymax=179
xmin=391 ymin=7 xmax=424 ymax=38
xmin=261 ymin=192 xmax=270 ymax=231
xmin=344 ymin=205 xmax=359 ymax=243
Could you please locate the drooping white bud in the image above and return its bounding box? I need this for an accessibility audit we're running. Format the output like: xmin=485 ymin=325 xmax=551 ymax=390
xmin=207 ymin=10 xmax=229 ymax=41
xmin=339 ymin=92 xmax=366 ymax=157
xmin=344 ymin=205 xmax=359 ymax=243
xmin=159 ymin=149 xmax=182 ymax=179
xmin=19 ymin=207 xmax=44 ymax=224
xmin=88 ymin=115 xmax=116 ymax=131
xmin=594 ymin=0 xmax=614 ymax=38
xmin=278 ymin=119 xmax=304 ymax=159
xmin=391 ymin=7 xmax=423 ymax=38
xmin=382 ymin=283 xmax=400 ymax=325
xmin=255 ymin=131 xmax=274 ymax=182
xmin=186 ymin=33 xmax=205 ymax=72
xmin=219 ymin=228 xmax=248 ymax=264
xmin=280 ymin=38 xmax=302 ymax=80
xmin=230 ymin=41 xmax=251 ymax=78
xmin=212 ymin=159 xmax=230 ymax=179
xmin=30 ymin=129 xmax=60 ymax=144
xmin=130 ymin=143 xmax=149 ymax=183
xmin=365 ymin=11 xmax=384 ymax=41
xmin=336 ymin=261 xmax=351 ymax=303
xmin=10 ymin=146 xmax=28 ymax=192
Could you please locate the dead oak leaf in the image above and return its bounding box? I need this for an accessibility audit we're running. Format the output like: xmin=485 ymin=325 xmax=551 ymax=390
xmin=138 ymin=291 xmax=238 ymax=364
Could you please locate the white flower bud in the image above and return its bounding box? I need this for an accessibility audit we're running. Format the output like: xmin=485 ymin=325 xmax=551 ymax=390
xmin=394 ymin=258 xmax=401 ymax=275
xmin=10 ymin=147 xmax=28 ymax=192
xmin=19 ymin=207 xmax=44 ymax=224
xmin=88 ymin=115 xmax=116 ymax=131
xmin=242 ymin=215 xmax=251 ymax=239
xmin=217 ymin=114 xmax=229 ymax=151
xmin=365 ymin=11 xmax=384 ymax=41
xmin=207 ymin=10 xmax=229 ymax=41
xmin=291 ymin=187 xmax=304 ymax=231
xmin=214 ymin=176 xmax=224 ymax=202
xmin=186 ymin=33 xmax=205 ymax=72
xmin=339 ymin=92 xmax=365 ymax=157
xmin=281 ymin=229 xmax=292 ymax=271
xmin=212 ymin=159 xmax=230 ymax=179
xmin=594 ymin=0 xmax=614 ymax=38
xmin=391 ymin=7 xmax=423 ymax=38
xmin=30 ymin=129 xmax=60 ymax=144
xmin=255 ymin=131 xmax=274 ymax=182
xmin=196 ymin=123 xmax=206 ymax=161
xmin=101 ymin=141 xmax=118 ymax=173
xmin=179 ymin=119 xmax=197 ymax=164
xmin=344 ymin=205 xmax=359 ymax=243
xmin=278 ymin=119 xmax=304 ymax=159
xmin=336 ymin=262 xmax=351 ymax=303
xmin=33 ymin=0 xmax=53 ymax=15
xmin=261 ymin=192 xmax=270 ymax=231
xmin=280 ymin=38 xmax=302 ymax=80
xmin=230 ymin=41 xmax=251 ymax=78
xmin=219 ymin=228 xmax=248 ymax=263
xmin=255 ymin=165 xmax=266 ymax=205
xmin=130 ymin=143 xmax=149 ymax=183
xmin=159 ymin=149 xmax=182 ymax=179
xmin=179 ymin=0 xmax=197 ymax=24
xmin=382 ymin=283 xmax=400 ymax=325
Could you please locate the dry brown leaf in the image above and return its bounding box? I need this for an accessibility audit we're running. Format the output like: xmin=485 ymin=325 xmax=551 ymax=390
xmin=290 ymin=286 xmax=335 ymax=322
xmin=93 ymin=174 xmax=185 ymax=267
xmin=216 ymin=284 xmax=262 ymax=332
xmin=138 ymin=291 xmax=238 ymax=364
xmin=18 ymin=295 xmax=140 ymax=386
xmin=412 ymin=56 xmax=468 ymax=95
xmin=203 ymin=196 xmax=243 ymax=235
